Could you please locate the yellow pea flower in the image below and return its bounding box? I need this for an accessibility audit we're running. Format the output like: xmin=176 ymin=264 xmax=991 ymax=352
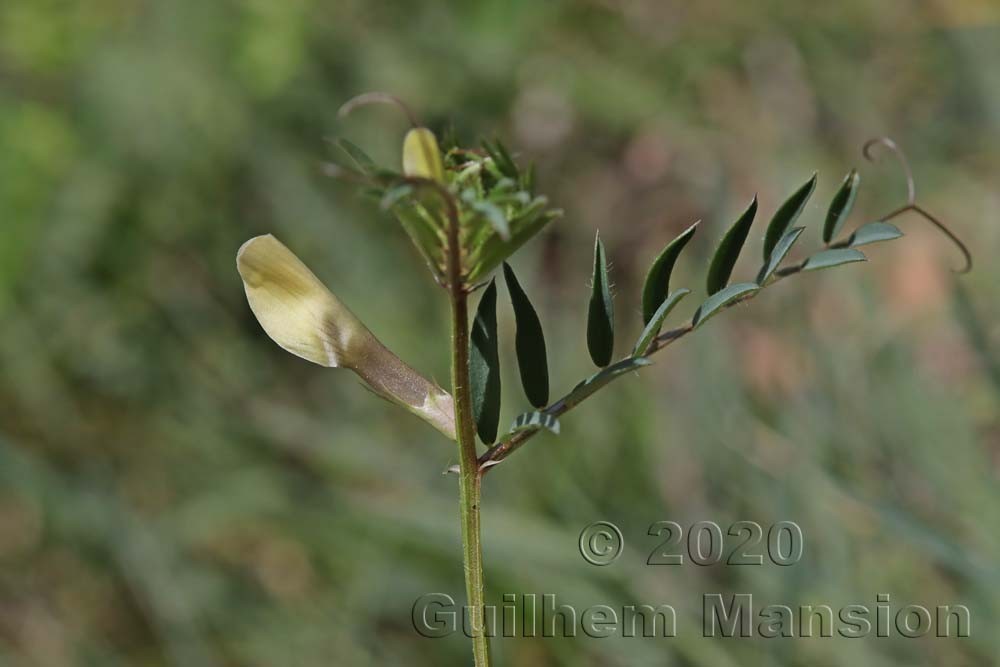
xmin=402 ymin=127 xmax=445 ymax=182
xmin=237 ymin=234 xmax=455 ymax=439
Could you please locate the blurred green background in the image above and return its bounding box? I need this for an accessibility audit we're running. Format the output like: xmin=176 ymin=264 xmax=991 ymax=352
xmin=1 ymin=1 xmax=998 ymax=665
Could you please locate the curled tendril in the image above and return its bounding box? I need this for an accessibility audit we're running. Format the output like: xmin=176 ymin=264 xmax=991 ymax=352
xmin=864 ymin=137 xmax=915 ymax=206
xmin=864 ymin=136 xmax=972 ymax=274
xmin=338 ymin=91 xmax=419 ymax=127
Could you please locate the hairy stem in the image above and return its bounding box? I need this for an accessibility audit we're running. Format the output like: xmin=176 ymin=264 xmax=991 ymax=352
xmin=443 ymin=180 xmax=491 ymax=665
xmin=451 ymin=293 xmax=491 ymax=666
xmin=451 ymin=294 xmax=490 ymax=667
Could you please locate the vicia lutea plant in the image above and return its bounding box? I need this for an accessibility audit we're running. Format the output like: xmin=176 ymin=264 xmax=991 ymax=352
xmin=237 ymin=94 xmax=970 ymax=667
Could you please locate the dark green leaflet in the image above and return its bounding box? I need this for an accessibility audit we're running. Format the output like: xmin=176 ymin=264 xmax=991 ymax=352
xmin=587 ymin=235 xmax=615 ymax=367
xmin=503 ymin=262 xmax=549 ymax=408
xmin=707 ymin=196 xmax=758 ymax=295
xmin=470 ymin=280 xmax=501 ymax=444
xmin=823 ymin=170 xmax=860 ymax=244
xmin=763 ymin=174 xmax=817 ymax=261
xmin=641 ymin=221 xmax=699 ymax=324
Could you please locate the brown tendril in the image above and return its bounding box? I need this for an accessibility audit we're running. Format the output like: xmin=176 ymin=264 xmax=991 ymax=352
xmin=864 ymin=136 xmax=971 ymax=274
xmin=864 ymin=136 xmax=915 ymax=206
xmin=338 ymin=91 xmax=420 ymax=128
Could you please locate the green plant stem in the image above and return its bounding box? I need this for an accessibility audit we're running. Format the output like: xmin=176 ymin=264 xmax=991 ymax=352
xmin=450 ymin=290 xmax=492 ymax=667
xmin=439 ymin=178 xmax=491 ymax=666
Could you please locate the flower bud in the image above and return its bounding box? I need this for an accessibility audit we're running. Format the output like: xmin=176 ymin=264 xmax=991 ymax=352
xmin=402 ymin=127 xmax=445 ymax=182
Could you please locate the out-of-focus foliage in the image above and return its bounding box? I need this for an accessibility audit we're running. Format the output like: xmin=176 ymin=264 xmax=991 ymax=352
xmin=0 ymin=1 xmax=998 ymax=666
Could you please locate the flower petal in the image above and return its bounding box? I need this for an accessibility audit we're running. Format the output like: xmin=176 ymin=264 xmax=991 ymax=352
xmin=237 ymin=235 xmax=456 ymax=439
xmin=238 ymin=234 xmax=363 ymax=367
